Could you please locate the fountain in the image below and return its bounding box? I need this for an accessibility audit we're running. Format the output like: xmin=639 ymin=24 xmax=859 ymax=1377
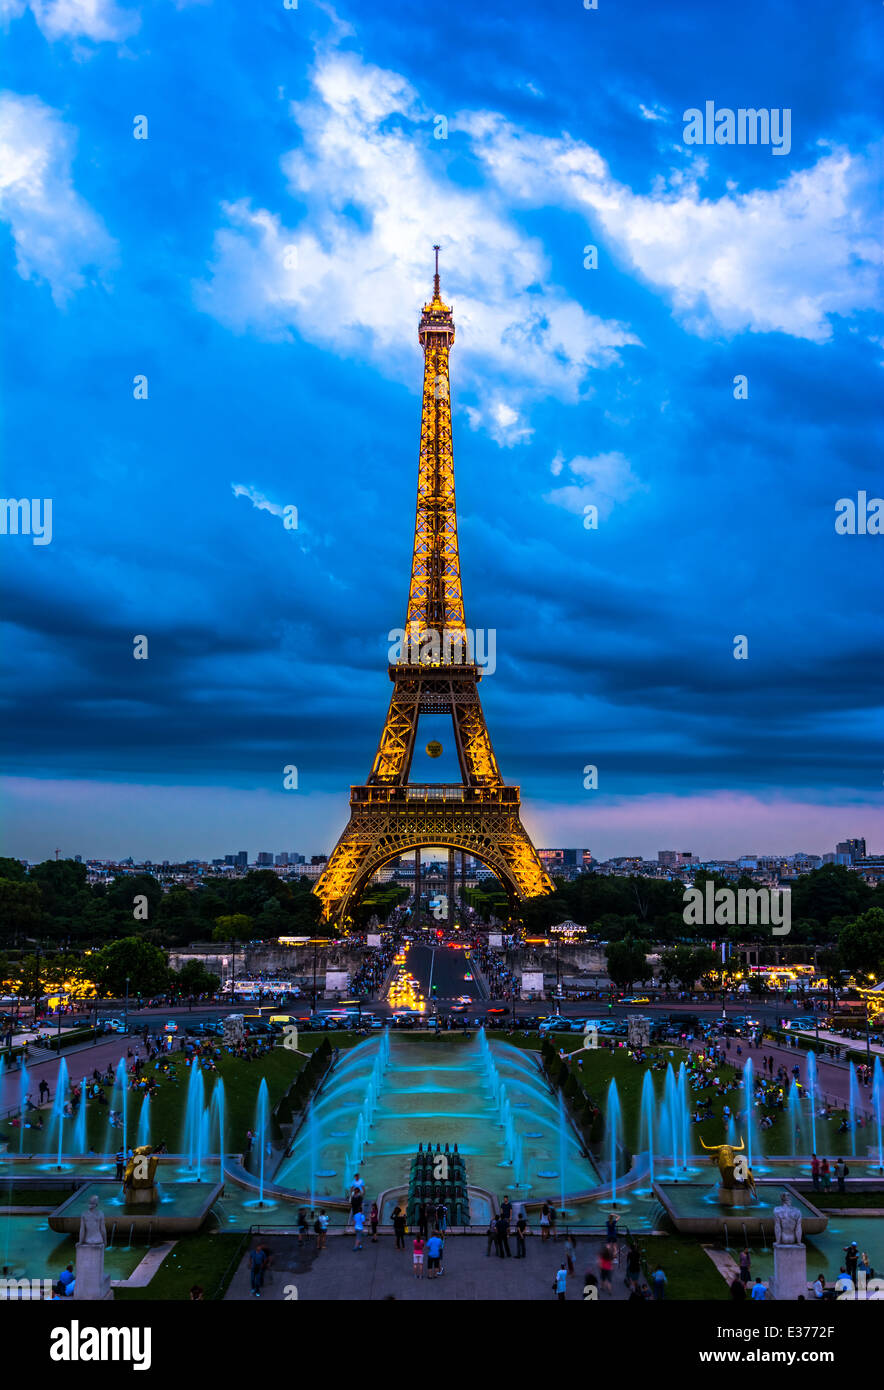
xmin=18 ymin=1062 xmax=30 ymax=1153
xmin=73 ymin=1083 xmax=87 ymax=1154
xmin=806 ymin=1050 xmax=818 ymax=1154
xmin=872 ymin=1057 xmax=883 ymax=1173
xmin=210 ymin=1078 xmax=226 ymax=1186
xmin=742 ymin=1057 xmax=758 ymax=1173
xmin=848 ymin=1062 xmax=859 ymax=1158
xmin=639 ymin=1070 xmax=655 ymax=1185
xmin=51 ymin=1059 xmax=70 ymax=1169
xmin=557 ymin=1091 xmax=567 ymax=1215
xmin=255 ymin=1078 xmax=269 ymax=1207
xmin=787 ymin=1079 xmax=803 ymax=1153
xmin=136 ymin=1095 xmax=151 ymax=1149
xmin=181 ymin=1065 xmax=206 ymax=1178
xmin=606 ymin=1079 xmax=622 ymax=1207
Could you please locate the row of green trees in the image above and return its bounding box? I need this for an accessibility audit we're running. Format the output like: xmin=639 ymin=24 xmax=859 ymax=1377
xmin=0 ymin=860 xmax=324 ymax=948
xmin=274 ymin=1038 xmax=333 ymax=1129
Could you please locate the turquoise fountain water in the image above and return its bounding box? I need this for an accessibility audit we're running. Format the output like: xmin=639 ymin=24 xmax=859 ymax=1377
xmin=639 ymin=1070 xmax=655 ymax=1184
xmin=51 ymin=1059 xmax=69 ymax=1169
xmin=806 ymin=1050 xmax=818 ymax=1153
xmin=18 ymin=1062 xmax=30 ymax=1153
xmin=606 ymin=1078 xmax=622 ymax=1207
xmin=255 ymin=1078 xmax=269 ymax=1207
xmin=136 ymin=1095 xmax=151 ymax=1149
xmin=848 ymin=1062 xmax=859 ymax=1158
xmin=872 ymin=1058 xmax=883 ymax=1172
xmin=210 ymin=1077 xmax=226 ymax=1185
xmin=182 ymin=1064 xmax=206 ymax=1177
xmin=742 ymin=1057 xmax=757 ymax=1171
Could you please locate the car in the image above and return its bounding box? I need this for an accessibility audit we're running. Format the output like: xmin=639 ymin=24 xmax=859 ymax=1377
xmin=103 ymin=1018 xmax=126 ymax=1032
xmin=163 ymin=1020 xmax=178 ymax=1033
xmin=463 ymin=973 xmax=473 ymax=981
xmin=538 ymin=1015 xmax=572 ymax=1032
xmin=456 ymin=995 xmax=472 ymax=1004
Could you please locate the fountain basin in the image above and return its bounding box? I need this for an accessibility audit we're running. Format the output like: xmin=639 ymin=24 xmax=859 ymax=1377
xmin=653 ymin=1180 xmax=828 ymax=1238
xmin=47 ymin=1179 xmax=223 ymax=1236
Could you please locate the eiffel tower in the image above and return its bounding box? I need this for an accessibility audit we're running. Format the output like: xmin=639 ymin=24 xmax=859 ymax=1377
xmin=315 ymin=249 xmax=554 ymax=928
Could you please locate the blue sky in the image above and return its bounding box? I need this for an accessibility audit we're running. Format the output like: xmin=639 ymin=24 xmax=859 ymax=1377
xmin=1 ymin=0 xmax=882 ymax=863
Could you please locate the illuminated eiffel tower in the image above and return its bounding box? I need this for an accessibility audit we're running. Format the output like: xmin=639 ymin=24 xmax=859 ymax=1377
xmin=315 ymin=250 xmax=553 ymax=928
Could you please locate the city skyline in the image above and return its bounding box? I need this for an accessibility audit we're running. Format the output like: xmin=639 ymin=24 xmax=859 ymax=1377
xmin=2 ymin=0 xmax=882 ymax=865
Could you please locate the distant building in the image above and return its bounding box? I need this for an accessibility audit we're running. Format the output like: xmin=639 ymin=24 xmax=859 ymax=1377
xmin=257 ymin=852 xmax=273 ymax=866
xmin=658 ymin=851 xmax=692 ymax=867
xmin=311 ymin=854 xmax=328 ymax=865
xmin=236 ymin=851 xmax=248 ymax=870
xmin=854 ymin=855 xmax=884 ymax=883
xmin=275 ymin=853 xmax=289 ymax=866
xmin=823 ymin=852 xmax=852 ymax=866
xmin=836 ymin=838 xmax=866 ymax=862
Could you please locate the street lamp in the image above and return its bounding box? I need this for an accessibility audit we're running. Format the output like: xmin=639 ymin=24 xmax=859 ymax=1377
xmin=124 ymin=976 xmax=130 ymax=1035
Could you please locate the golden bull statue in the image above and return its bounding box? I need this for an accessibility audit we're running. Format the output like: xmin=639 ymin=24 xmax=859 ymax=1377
xmin=122 ymin=1144 xmax=159 ymax=1193
xmin=699 ymin=1137 xmax=756 ymax=1198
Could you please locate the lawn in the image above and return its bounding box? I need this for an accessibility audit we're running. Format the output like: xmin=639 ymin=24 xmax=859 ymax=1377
xmin=796 ymin=1188 xmax=884 ymax=1209
xmin=114 ymin=1231 xmax=247 ymax=1301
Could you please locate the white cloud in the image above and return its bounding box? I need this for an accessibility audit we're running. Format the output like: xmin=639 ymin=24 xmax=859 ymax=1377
xmin=466 ymin=399 xmax=532 ymax=447
xmin=464 ymin=114 xmax=882 ymax=342
xmin=0 ymin=91 xmax=116 ymax=302
xmin=544 ymin=451 xmax=645 ymax=519
xmin=639 ymin=102 xmax=668 ymax=123
xmin=7 ymin=0 xmax=139 ymax=41
xmin=195 ymin=50 xmax=639 ymax=436
xmin=231 ymin=483 xmax=287 ymax=519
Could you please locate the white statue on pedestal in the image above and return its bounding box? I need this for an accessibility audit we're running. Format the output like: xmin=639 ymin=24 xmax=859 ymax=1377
xmin=773 ymin=1191 xmax=802 ymax=1245
xmin=78 ymin=1194 xmax=107 ymax=1246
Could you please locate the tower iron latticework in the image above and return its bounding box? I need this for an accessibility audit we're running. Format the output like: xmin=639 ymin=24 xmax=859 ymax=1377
xmin=315 ymin=249 xmax=554 ymax=927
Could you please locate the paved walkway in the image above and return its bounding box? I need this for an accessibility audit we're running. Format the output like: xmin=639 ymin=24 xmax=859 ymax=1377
xmin=224 ymin=1233 xmax=633 ymax=1301
xmin=0 ymin=1037 xmax=153 ymax=1118
xmin=692 ymin=1038 xmax=877 ymax=1118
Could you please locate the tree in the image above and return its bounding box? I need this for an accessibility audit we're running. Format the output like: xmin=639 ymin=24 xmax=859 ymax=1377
xmin=659 ymin=945 xmax=700 ymax=991
xmin=791 ymin=865 xmax=874 ymax=929
xmin=605 ymin=937 xmax=650 ymax=990
xmin=172 ymin=959 xmax=220 ymax=996
xmin=92 ymin=937 xmax=169 ymax=997
xmin=837 ymin=908 xmax=884 ymax=980
xmin=0 ymin=878 xmax=45 ymax=942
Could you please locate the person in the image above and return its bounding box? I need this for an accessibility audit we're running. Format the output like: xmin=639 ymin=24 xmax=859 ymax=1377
xmin=316 ymin=1210 xmax=328 ymax=1250
xmin=739 ymin=1248 xmax=751 ymax=1284
xmin=554 ymin=1261 xmax=568 ymax=1301
xmin=189 ymin=1284 xmax=204 ymax=1301
xmin=57 ymin=1264 xmax=75 ymax=1293
xmin=392 ymin=1206 xmax=407 ymax=1250
xmin=598 ymin=1244 xmax=614 ymax=1295
xmin=495 ymin=1214 xmax=511 ymax=1258
xmin=297 ymin=1208 xmax=309 ymax=1245
xmin=417 ymin=1201 xmax=429 ymax=1239
xmin=352 ymin=1208 xmax=365 ymax=1251
xmin=500 ymin=1195 xmax=512 ymax=1225
xmin=606 ymin=1211 xmax=619 ymax=1244
xmin=539 ymin=1204 xmax=551 ymax=1241
xmin=425 ymin=1229 xmax=444 ymax=1279
xmin=811 ymin=1154 xmax=820 ymax=1190
xmin=820 ymin=1157 xmax=831 ymax=1190
xmin=625 ymin=1242 xmax=641 ymax=1289
xmin=369 ymin=1201 xmax=379 ymax=1243
xmin=115 ymin=1148 xmax=125 ymax=1182
xmin=412 ymin=1233 xmax=425 ymax=1279
xmin=249 ymin=1244 xmax=267 ymax=1297
xmin=750 ymin=1277 xmax=767 ymax=1300
xmin=835 ymin=1159 xmax=848 ymax=1193
xmin=515 ymin=1213 xmax=529 ymax=1259
xmin=486 ymin=1217 xmax=499 ymax=1257
xmin=844 ymin=1242 xmax=858 ymax=1283
xmin=730 ymin=1275 xmax=746 ymax=1300
xmin=435 ymin=1200 xmax=448 ymax=1235
xmin=652 ymin=1264 xmax=667 ymax=1300
xmin=39 ymin=1078 xmax=49 ymax=1104
xmin=548 ymin=1204 xmax=558 ymax=1242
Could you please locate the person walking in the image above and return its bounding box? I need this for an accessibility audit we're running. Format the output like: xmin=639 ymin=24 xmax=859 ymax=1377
xmin=392 ymin=1205 xmax=407 ymax=1250
xmin=316 ymin=1210 xmax=328 ymax=1250
xmin=554 ymin=1261 xmax=568 ymax=1301
xmin=739 ymin=1248 xmax=751 ymax=1285
xmin=352 ymin=1209 xmax=365 ymax=1251
xmin=412 ymin=1233 xmax=425 ymax=1279
xmin=598 ymin=1243 xmax=614 ymax=1296
xmin=625 ymin=1242 xmax=641 ymax=1290
xmin=652 ymin=1264 xmax=667 ymax=1300
xmin=539 ymin=1203 xmax=551 ymax=1241
xmin=248 ymin=1244 xmax=267 ymax=1298
xmin=515 ymin=1213 xmax=529 ymax=1259
xmin=369 ymin=1201 xmax=380 ymax=1242
xmin=750 ymin=1277 xmax=767 ymax=1300
xmin=495 ymin=1213 xmax=511 ymax=1258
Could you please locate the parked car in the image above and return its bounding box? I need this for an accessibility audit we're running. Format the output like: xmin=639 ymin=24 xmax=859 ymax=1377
xmin=163 ymin=1020 xmax=179 ymax=1033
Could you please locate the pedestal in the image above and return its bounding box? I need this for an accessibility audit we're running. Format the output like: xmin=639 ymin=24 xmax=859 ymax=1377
xmin=127 ymin=1186 xmax=159 ymax=1206
xmin=772 ymin=1242 xmax=807 ymax=1300
xmin=73 ymin=1242 xmax=113 ymax=1301
xmin=716 ymin=1185 xmax=754 ymax=1207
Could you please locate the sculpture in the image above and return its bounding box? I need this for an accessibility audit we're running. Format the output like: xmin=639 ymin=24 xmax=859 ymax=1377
xmin=122 ymin=1145 xmax=159 ymax=1194
xmin=78 ymin=1194 xmax=107 ymax=1247
xmin=773 ymin=1191 xmax=803 ymax=1245
xmin=699 ymin=1137 xmax=757 ymax=1198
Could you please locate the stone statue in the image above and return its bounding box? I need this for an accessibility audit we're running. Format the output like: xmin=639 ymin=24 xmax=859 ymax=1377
xmin=699 ymin=1137 xmax=757 ymax=1198
xmin=78 ymin=1194 xmax=107 ymax=1247
xmin=774 ymin=1191 xmax=803 ymax=1246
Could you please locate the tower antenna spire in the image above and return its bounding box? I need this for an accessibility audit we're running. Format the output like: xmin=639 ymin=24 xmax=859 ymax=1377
xmin=433 ymin=244 xmax=440 ymax=298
